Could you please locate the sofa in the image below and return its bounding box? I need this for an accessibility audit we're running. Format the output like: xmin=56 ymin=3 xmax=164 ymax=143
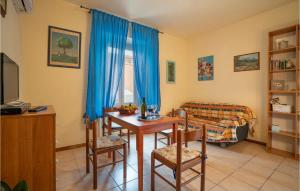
xmin=179 ymin=102 xmax=256 ymax=147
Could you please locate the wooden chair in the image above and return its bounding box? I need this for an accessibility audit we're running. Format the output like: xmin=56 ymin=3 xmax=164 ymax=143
xmin=151 ymin=125 xmax=207 ymax=191
xmin=85 ymin=116 xmax=127 ymax=189
xmin=103 ymin=107 xmax=131 ymax=149
xmin=154 ymin=108 xmax=188 ymax=149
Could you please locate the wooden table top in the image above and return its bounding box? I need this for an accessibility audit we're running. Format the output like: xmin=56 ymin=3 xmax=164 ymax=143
xmin=1 ymin=105 xmax=55 ymax=118
xmin=106 ymin=112 xmax=180 ymax=127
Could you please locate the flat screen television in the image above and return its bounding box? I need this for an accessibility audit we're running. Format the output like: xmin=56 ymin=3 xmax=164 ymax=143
xmin=0 ymin=53 xmax=19 ymax=105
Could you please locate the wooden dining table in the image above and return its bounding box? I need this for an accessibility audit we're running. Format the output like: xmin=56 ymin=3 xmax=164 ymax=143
xmin=106 ymin=112 xmax=180 ymax=191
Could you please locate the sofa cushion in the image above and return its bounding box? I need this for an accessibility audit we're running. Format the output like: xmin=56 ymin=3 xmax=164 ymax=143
xmin=187 ymin=117 xmax=239 ymax=142
xmin=181 ymin=102 xmax=256 ymax=134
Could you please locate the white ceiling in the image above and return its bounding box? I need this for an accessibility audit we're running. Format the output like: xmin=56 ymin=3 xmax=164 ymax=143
xmin=67 ymin=0 xmax=296 ymax=38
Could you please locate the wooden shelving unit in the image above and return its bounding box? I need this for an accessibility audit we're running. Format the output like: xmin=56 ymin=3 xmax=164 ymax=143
xmin=269 ymin=46 xmax=296 ymax=54
xmin=268 ymin=90 xmax=298 ymax=94
xmin=269 ymin=130 xmax=299 ymax=139
xmin=267 ymin=25 xmax=299 ymax=159
xmin=269 ymin=69 xmax=298 ymax=73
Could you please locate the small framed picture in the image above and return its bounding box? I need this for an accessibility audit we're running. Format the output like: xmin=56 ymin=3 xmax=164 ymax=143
xmin=48 ymin=26 xmax=81 ymax=69
xmin=166 ymin=60 xmax=176 ymax=83
xmin=198 ymin=55 xmax=214 ymax=81
xmin=0 ymin=0 xmax=7 ymax=18
xmin=234 ymin=52 xmax=260 ymax=72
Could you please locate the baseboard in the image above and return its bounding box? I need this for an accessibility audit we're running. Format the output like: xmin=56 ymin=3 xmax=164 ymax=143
xmin=267 ymin=148 xmax=300 ymax=160
xmin=56 ymin=143 xmax=85 ymax=152
xmin=245 ymin=139 xmax=266 ymax=146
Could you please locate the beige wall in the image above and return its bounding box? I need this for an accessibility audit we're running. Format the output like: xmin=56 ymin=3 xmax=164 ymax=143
xmin=19 ymin=0 xmax=298 ymax=148
xmin=1 ymin=0 xmax=22 ymax=97
xmin=19 ymin=0 xmax=189 ymax=147
xmin=20 ymin=0 xmax=90 ymax=148
xmin=187 ymin=1 xmax=299 ymax=144
xmin=159 ymin=34 xmax=189 ymax=114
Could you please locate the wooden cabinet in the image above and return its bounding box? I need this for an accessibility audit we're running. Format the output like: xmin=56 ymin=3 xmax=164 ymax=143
xmin=1 ymin=106 xmax=56 ymax=191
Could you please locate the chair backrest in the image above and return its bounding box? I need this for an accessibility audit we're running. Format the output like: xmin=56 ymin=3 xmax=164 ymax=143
xmin=85 ymin=116 xmax=92 ymax=129
xmin=85 ymin=115 xmax=97 ymax=149
xmin=103 ymin=107 xmax=119 ymax=126
xmin=103 ymin=107 xmax=119 ymax=116
xmin=171 ymin=108 xmax=188 ymax=131
xmin=176 ymin=124 xmax=207 ymax=164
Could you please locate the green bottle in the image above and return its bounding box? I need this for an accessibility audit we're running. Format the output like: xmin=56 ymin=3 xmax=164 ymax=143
xmin=141 ymin=97 xmax=147 ymax=119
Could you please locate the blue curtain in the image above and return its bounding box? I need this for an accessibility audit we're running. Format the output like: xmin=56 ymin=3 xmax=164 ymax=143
xmin=86 ymin=10 xmax=129 ymax=121
xmin=132 ymin=23 xmax=161 ymax=108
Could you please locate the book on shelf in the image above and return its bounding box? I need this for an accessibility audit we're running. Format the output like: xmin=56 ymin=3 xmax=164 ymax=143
xmin=270 ymin=57 xmax=296 ymax=71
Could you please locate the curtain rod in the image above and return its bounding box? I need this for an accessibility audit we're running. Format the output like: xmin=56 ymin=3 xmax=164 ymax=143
xmin=80 ymin=5 xmax=164 ymax=34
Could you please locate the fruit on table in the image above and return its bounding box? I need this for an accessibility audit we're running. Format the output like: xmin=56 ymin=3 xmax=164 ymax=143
xmin=119 ymin=104 xmax=137 ymax=112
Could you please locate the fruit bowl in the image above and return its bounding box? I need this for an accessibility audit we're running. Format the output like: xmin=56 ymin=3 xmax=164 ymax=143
xmin=118 ymin=104 xmax=138 ymax=115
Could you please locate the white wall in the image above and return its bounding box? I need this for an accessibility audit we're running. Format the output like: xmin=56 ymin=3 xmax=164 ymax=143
xmin=187 ymin=1 xmax=299 ymax=144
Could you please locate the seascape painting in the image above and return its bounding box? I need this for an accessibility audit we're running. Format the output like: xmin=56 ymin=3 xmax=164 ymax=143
xmin=166 ymin=61 xmax=176 ymax=83
xmin=198 ymin=56 xmax=214 ymax=81
xmin=48 ymin=26 xmax=81 ymax=68
xmin=234 ymin=52 xmax=260 ymax=72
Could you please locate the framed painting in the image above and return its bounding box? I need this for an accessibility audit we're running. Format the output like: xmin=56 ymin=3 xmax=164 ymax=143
xmin=166 ymin=60 xmax=176 ymax=83
xmin=48 ymin=26 xmax=81 ymax=69
xmin=198 ymin=55 xmax=214 ymax=81
xmin=234 ymin=52 xmax=260 ymax=72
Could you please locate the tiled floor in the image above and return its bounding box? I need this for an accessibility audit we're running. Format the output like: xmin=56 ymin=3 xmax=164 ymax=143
xmin=56 ymin=134 xmax=299 ymax=191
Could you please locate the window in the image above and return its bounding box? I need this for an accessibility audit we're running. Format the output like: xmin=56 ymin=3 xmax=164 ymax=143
xmin=115 ymin=38 xmax=136 ymax=105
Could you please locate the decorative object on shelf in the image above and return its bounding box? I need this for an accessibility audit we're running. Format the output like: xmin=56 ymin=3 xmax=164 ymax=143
xmin=270 ymin=97 xmax=280 ymax=104
xmin=286 ymin=58 xmax=296 ymax=69
xmin=271 ymin=124 xmax=281 ymax=132
xmin=198 ymin=55 xmax=214 ymax=81
xmin=277 ymin=40 xmax=289 ymax=49
xmin=272 ymin=104 xmax=293 ymax=113
xmin=234 ymin=52 xmax=260 ymax=72
xmin=285 ymin=81 xmax=296 ymax=90
xmin=271 ymin=80 xmax=285 ymax=90
xmin=270 ymin=58 xmax=296 ymax=71
xmin=0 ymin=0 xmax=6 ymax=17
xmin=166 ymin=60 xmax=176 ymax=83
xmin=48 ymin=26 xmax=81 ymax=69
xmin=118 ymin=104 xmax=138 ymax=115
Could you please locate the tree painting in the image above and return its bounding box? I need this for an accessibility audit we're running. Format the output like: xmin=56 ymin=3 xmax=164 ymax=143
xmin=57 ymin=37 xmax=73 ymax=56
xmin=48 ymin=26 xmax=81 ymax=68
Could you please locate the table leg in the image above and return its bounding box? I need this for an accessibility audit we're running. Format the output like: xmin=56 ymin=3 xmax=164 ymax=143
xmin=172 ymin=122 xmax=178 ymax=144
xmin=136 ymin=131 xmax=144 ymax=191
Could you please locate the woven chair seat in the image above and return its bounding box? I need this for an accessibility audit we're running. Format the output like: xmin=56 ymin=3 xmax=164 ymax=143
xmin=153 ymin=145 xmax=201 ymax=164
xmin=90 ymin=135 xmax=126 ymax=149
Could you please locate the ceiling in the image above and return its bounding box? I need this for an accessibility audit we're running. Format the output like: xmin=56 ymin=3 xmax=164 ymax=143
xmin=67 ymin=0 xmax=296 ymax=38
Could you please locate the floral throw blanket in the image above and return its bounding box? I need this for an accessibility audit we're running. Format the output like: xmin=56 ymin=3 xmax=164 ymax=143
xmin=180 ymin=102 xmax=256 ymax=142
